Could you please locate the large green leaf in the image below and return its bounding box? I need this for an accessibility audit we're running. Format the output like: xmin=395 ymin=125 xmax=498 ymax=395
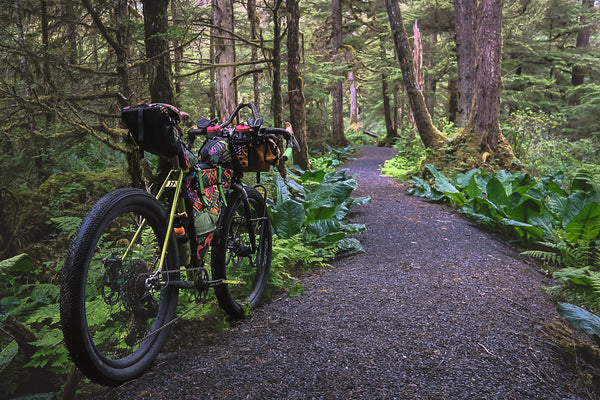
xmin=499 ymin=218 xmax=544 ymax=243
xmin=557 ymin=302 xmax=600 ymax=345
xmin=474 ymin=197 xmax=503 ymax=221
xmin=0 ymin=340 xmax=18 ymax=374
xmin=451 ymin=168 xmax=481 ymax=191
xmin=271 ymin=200 xmax=305 ymax=239
xmin=465 ymin=174 xmax=484 ymax=200
xmin=299 ymin=169 xmax=326 ymax=183
xmin=565 ymin=201 xmax=600 ymax=243
xmin=305 ymin=219 xmax=346 ymax=242
xmin=506 ymin=194 xmax=542 ymax=222
xmin=408 ymin=176 xmax=445 ymax=201
xmin=275 ymin=174 xmax=306 ymax=204
xmin=486 ymin=177 xmax=509 ymax=207
xmin=336 ymin=237 xmax=365 ymax=253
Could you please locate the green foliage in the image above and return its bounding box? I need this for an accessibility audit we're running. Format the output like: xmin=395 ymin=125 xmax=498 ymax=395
xmin=269 ymin=164 xmax=370 ymax=254
xmin=382 ymin=131 xmax=426 ymax=181
xmin=0 ymin=253 xmax=69 ymax=398
xmin=557 ymin=302 xmax=600 ymax=346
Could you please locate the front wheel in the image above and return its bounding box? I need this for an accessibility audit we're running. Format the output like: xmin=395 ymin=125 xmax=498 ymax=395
xmin=212 ymin=186 xmax=272 ymax=318
xmin=59 ymin=188 xmax=179 ymax=386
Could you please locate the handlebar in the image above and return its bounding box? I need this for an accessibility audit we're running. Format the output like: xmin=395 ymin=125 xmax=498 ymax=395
xmin=185 ymin=102 xmax=299 ymax=161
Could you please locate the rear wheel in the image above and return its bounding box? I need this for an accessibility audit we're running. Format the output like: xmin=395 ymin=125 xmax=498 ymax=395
xmin=212 ymin=186 xmax=272 ymax=318
xmin=60 ymin=188 xmax=179 ymax=386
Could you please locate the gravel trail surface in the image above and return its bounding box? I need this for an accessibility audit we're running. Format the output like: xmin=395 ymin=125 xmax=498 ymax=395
xmin=84 ymin=146 xmax=598 ymax=399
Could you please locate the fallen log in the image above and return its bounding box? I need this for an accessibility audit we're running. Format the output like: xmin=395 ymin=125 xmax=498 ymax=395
xmin=364 ymin=130 xmax=381 ymax=138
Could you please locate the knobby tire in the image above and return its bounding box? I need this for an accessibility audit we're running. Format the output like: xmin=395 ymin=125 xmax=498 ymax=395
xmin=59 ymin=188 xmax=179 ymax=386
xmin=212 ymin=187 xmax=272 ymax=318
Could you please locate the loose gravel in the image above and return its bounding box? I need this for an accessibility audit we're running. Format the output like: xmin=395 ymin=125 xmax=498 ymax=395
xmin=83 ymin=146 xmax=599 ymax=399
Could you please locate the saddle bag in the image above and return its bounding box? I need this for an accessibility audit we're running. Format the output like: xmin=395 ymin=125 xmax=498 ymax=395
xmin=121 ymin=103 xmax=182 ymax=158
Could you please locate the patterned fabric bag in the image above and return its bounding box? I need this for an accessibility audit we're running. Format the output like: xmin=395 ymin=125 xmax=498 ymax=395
xmin=185 ymin=167 xmax=233 ymax=235
xmin=198 ymin=138 xmax=232 ymax=167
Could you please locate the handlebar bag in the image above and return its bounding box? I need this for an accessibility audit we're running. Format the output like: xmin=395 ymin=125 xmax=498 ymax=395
xmin=198 ymin=137 xmax=232 ymax=167
xmin=230 ymin=125 xmax=280 ymax=172
xmin=121 ymin=104 xmax=182 ymax=158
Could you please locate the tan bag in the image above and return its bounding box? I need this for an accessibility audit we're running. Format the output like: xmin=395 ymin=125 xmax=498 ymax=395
xmin=233 ymin=126 xmax=280 ymax=172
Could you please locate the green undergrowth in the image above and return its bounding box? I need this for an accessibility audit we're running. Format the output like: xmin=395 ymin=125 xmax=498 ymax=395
xmin=0 ymin=146 xmax=369 ymax=399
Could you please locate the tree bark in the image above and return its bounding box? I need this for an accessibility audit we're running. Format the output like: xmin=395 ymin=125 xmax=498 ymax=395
xmin=114 ymin=0 xmax=131 ymax=107
xmin=142 ymin=0 xmax=176 ymax=106
xmin=172 ymin=0 xmax=183 ymax=96
xmin=384 ymin=0 xmax=447 ymax=150
xmin=331 ymin=0 xmax=348 ymax=146
xmin=447 ymin=77 xmax=458 ymax=124
xmin=425 ymin=33 xmax=437 ymax=120
xmin=468 ymin=0 xmax=503 ymax=152
xmin=14 ymin=0 xmax=35 ymax=131
xmin=248 ymin=0 xmax=261 ymax=110
xmin=569 ymin=0 xmax=594 ymax=107
xmin=382 ymin=74 xmax=397 ymax=142
xmin=349 ymin=71 xmax=358 ymax=130
xmin=271 ymin=0 xmax=283 ymax=127
xmin=213 ymin=0 xmax=237 ymax=119
xmin=287 ymin=0 xmax=310 ymax=169
xmin=454 ymin=0 xmax=476 ymax=127
xmin=453 ymin=0 xmax=516 ymax=171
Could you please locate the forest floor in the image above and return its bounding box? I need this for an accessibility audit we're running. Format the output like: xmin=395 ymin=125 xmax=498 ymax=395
xmin=83 ymin=145 xmax=600 ymax=399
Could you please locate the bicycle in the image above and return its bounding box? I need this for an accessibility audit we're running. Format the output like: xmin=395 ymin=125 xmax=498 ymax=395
xmin=59 ymin=102 xmax=296 ymax=386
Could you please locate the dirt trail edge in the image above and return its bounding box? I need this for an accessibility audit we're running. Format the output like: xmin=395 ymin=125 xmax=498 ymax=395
xmin=86 ymin=146 xmax=598 ymax=400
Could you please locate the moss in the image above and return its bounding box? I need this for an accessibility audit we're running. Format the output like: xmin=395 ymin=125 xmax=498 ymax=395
xmin=417 ymin=125 xmax=521 ymax=178
xmin=2 ymin=168 xmax=130 ymax=263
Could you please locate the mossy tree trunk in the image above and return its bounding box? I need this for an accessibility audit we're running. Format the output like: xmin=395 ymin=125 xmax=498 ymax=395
xmin=287 ymin=0 xmax=310 ymax=170
xmin=455 ymin=0 xmax=516 ymax=171
xmin=331 ymin=0 xmax=348 ymax=146
xmin=454 ymin=0 xmax=476 ymax=127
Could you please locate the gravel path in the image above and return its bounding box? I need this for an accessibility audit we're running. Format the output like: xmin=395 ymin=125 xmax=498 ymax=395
xmin=84 ymin=146 xmax=599 ymax=399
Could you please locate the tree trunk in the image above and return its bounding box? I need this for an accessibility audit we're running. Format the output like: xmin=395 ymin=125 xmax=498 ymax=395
xmin=142 ymin=0 xmax=176 ymax=106
xmin=425 ymin=33 xmax=437 ymax=120
xmin=248 ymin=0 xmax=261 ymax=110
xmin=569 ymin=0 xmax=594 ymax=107
xmin=142 ymin=0 xmax=177 ymax=183
xmin=384 ymin=0 xmax=447 ymax=150
xmin=349 ymin=71 xmax=358 ymax=130
xmin=213 ymin=0 xmax=237 ymax=119
xmin=454 ymin=0 xmax=476 ymax=127
xmin=382 ymin=74 xmax=397 ymax=143
xmin=286 ymin=0 xmax=310 ymax=170
xmin=469 ymin=0 xmax=503 ymax=152
xmin=172 ymin=0 xmax=183 ymax=96
xmin=114 ymin=0 xmax=131 ymax=107
xmin=209 ymin=4 xmax=218 ymax=118
xmin=331 ymin=0 xmax=348 ymax=146
xmin=271 ymin=0 xmax=283 ymax=127
xmin=14 ymin=0 xmax=35 ymax=131
xmin=447 ymin=77 xmax=458 ymax=124
xmin=456 ymin=0 xmax=516 ymax=170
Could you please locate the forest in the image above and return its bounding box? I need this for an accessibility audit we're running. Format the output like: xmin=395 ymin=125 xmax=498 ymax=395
xmin=1 ymin=0 xmax=600 ymax=398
